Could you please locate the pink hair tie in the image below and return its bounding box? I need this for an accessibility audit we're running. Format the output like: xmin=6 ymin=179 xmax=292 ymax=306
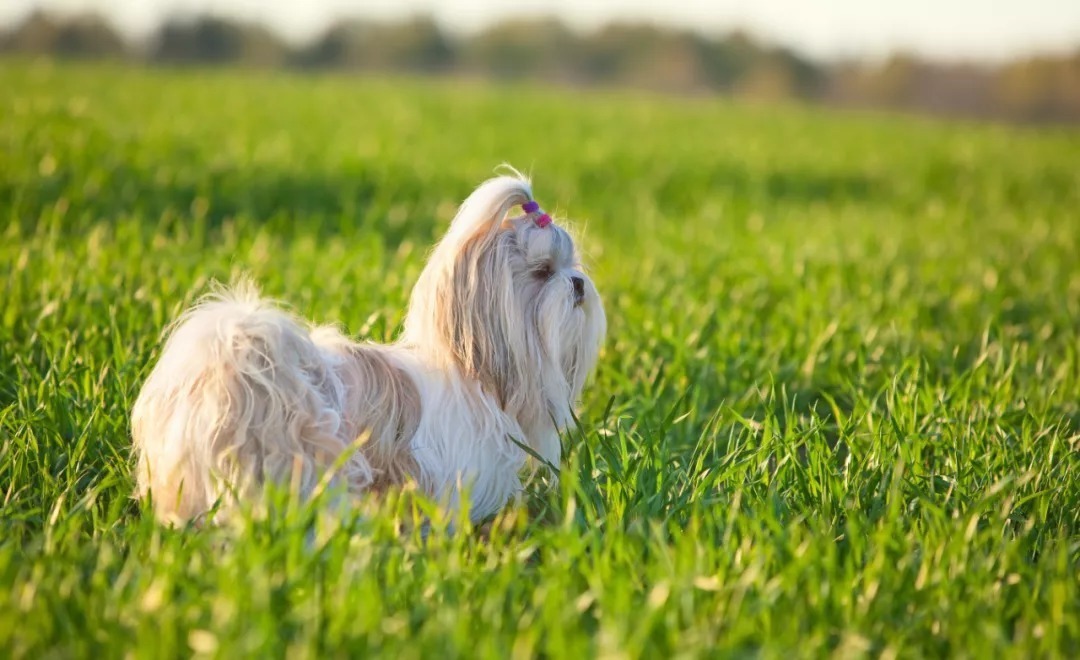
xmin=521 ymin=200 xmax=552 ymax=228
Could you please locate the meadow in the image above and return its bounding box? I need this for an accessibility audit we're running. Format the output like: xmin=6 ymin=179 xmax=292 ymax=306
xmin=1 ymin=60 xmax=1079 ymax=657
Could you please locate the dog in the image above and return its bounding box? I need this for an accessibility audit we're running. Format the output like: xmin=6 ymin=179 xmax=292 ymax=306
xmin=131 ymin=172 xmax=606 ymax=524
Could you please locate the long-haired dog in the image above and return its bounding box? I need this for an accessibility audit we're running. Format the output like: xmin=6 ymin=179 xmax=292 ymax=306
xmin=132 ymin=172 xmax=606 ymax=524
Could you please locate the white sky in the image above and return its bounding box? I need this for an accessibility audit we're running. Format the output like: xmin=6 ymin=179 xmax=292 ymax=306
xmin=2 ymin=0 xmax=1079 ymax=61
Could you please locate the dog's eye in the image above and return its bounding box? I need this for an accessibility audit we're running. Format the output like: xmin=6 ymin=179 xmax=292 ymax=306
xmin=534 ymin=264 xmax=554 ymax=280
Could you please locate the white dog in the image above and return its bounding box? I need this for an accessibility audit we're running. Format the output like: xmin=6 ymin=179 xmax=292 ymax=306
xmin=131 ymin=172 xmax=605 ymax=524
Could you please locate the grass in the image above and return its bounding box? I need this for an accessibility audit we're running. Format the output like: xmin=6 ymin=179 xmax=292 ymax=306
xmin=1 ymin=59 xmax=1079 ymax=657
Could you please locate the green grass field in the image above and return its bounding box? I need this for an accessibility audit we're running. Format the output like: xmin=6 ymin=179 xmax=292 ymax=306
xmin=2 ymin=60 xmax=1079 ymax=657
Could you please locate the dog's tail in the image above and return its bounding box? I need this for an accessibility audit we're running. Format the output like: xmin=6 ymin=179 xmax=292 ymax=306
xmin=131 ymin=281 xmax=372 ymax=522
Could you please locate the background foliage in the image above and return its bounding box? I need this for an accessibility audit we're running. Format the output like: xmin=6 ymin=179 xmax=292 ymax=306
xmin=4 ymin=10 xmax=1080 ymax=123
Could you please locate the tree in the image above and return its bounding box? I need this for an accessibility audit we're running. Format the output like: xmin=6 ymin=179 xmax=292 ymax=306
xmin=1 ymin=11 xmax=126 ymax=59
xmin=460 ymin=18 xmax=575 ymax=80
xmin=292 ymin=17 xmax=454 ymax=72
xmin=151 ymin=15 xmax=286 ymax=66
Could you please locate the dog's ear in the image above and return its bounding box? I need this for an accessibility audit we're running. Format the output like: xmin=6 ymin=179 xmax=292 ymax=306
xmin=403 ymin=173 xmax=537 ymax=409
xmin=441 ymin=175 xmax=532 ymax=248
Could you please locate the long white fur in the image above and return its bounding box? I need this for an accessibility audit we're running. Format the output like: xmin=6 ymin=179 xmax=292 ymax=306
xmin=131 ymin=173 xmax=606 ymax=524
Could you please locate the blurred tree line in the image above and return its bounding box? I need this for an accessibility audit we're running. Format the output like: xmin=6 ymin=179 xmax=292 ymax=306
xmin=3 ymin=10 xmax=1079 ymax=124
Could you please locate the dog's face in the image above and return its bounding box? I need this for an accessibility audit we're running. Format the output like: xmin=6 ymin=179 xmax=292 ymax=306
xmin=403 ymin=176 xmax=605 ymax=435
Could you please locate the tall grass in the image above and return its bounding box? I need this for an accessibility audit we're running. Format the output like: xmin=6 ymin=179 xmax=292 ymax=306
xmin=2 ymin=61 xmax=1079 ymax=657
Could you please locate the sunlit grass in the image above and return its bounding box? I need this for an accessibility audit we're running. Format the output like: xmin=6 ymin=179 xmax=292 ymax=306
xmin=1 ymin=60 xmax=1079 ymax=657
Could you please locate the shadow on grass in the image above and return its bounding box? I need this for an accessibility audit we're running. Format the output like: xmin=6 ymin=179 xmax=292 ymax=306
xmin=621 ymin=160 xmax=891 ymax=216
xmin=2 ymin=159 xmax=446 ymax=244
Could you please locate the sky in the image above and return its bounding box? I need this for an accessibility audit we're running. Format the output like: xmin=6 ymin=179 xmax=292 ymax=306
xmin=2 ymin=0 xmax=1079 ymax=62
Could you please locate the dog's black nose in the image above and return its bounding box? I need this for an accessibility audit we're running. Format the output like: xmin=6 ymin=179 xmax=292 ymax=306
xmin=571 ymin=276 xmax=585 ymax=305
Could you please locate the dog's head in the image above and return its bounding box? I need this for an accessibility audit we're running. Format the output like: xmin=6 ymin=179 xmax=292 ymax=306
xmin=403 ymin=172 xmax=605 ymax=448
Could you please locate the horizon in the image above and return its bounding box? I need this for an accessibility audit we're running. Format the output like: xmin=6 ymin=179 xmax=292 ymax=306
xmin=2 ymin=0 xmax=1080 ymax=63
